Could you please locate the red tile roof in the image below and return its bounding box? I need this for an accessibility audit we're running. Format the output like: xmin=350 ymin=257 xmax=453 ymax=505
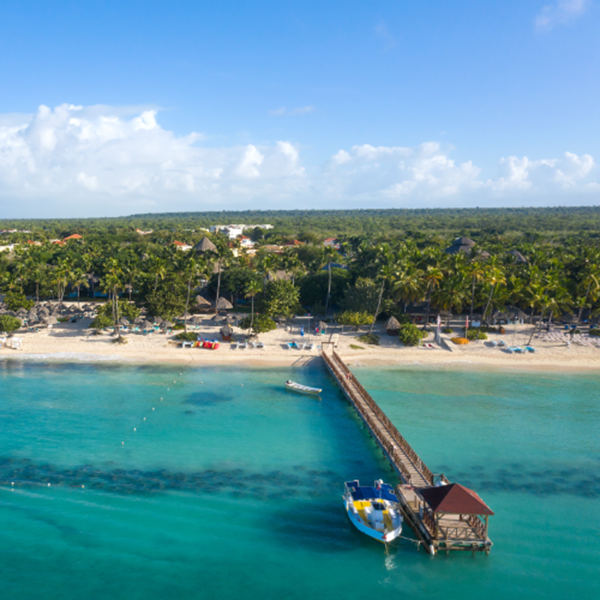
xmin=419 ymin=483 xmax=494 ymax=515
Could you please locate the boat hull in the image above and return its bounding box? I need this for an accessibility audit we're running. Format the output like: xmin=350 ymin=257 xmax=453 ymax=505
xmin=344 ymin=498 xmax=402 ymax=543
xmin=284 ymin=382 xmax=322 ymax=395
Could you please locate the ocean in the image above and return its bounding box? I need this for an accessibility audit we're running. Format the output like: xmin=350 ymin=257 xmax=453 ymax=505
xmin=0 ymin=359 xmax=598 ymax=599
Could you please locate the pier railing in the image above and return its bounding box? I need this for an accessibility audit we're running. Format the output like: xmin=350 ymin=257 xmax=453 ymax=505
xmin=322 ymin=347 xmax=433 ymax=486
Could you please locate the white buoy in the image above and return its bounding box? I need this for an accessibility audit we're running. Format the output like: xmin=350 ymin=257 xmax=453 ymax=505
xmin=167 ymin=388 xmax=170 ymax=391
xmin=82 ymin=485 xmax=85 ymax=488
xmin=143 ymin=417 xmax=146 ymax=421
xmin=48 ymin=483 xmax=51 ymax=487
xmin=152 ymin=407 xmax=155 ymax=411
xmin=133 ymin=428 xmax=136 ymax=431
xmin=122 ymin=441 xmax=125 ymax=445
xmin=11 ymin=482 xmax=14 ymax=486
xmin=174 ymin=380 xmax=176 ymax=384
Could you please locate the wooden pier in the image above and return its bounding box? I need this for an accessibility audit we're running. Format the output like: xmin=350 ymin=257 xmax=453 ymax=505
xmin=321 ymin=345 xmax=493 ymax=555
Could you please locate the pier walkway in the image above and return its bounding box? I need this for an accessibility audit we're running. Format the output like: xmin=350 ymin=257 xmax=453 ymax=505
xmin=321 ymin=345 xmax=493 ymax=554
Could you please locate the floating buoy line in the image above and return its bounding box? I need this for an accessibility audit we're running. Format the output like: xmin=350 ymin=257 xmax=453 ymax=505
xmin=3 ymin=374 xmax=185 ymax=492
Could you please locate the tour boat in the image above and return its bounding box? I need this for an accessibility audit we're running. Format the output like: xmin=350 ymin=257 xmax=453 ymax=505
xmin=344 ymin=479 xmax=403 ymax=543
xmin=284 ymin=380 xmax=322 ymax=395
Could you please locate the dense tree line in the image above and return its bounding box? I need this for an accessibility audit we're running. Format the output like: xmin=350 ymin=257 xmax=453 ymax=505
xmin=1 ymin=208 xmax=600 ymax=332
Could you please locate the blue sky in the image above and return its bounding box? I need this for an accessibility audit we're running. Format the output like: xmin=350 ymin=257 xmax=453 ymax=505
xmin=0 ymin=0 xmax=599 ymax=217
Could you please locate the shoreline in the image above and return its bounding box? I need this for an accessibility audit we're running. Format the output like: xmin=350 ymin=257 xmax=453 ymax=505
xmin=2 ymin=315 xmax=600 ymax=373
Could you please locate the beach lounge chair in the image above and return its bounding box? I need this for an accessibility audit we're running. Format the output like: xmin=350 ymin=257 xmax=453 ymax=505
xmin=307 ymin=343 xmax=314 ymax=351
xmin=231 ymin=342 xmax=240 ymax=349
xmin=498 ymin=340 xmax=507 ymax=347
xmin=300 ymin=343 xmax=307 ymax=350
xmin=256 ymin=341 xmax=265 ymax=349
xmin=249 ymin=341 xmax=256 ymax=349
xmin=287 ymin=341 xmax=299 ymax=350
xmin=181 ymin=341 xmax=193 ymax=348
xmin=240 ymin=341 xmax=248 ymax=350
xmin=525 ymin=346 xmax=537 ymax=353
xmin=508 ymin=346 xmax=524 ymax=353
xmin=490 ymin=340 xmax=499 ymax=347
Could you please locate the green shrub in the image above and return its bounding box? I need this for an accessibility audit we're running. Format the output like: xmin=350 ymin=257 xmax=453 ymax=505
xmin=357 ymin=333 xmax=380 ymax=345
xmin=479 ymin=326 xmax=499 ymax=333
xmin=442 ymin=327 xmax=453 ymax=334
xmin=589 ymin=329 xmax=600 ymax=337
xmin=173 ymin=323 xmax=185 ymax=330
xmin=89 ymin=314 xmax=113 ymax=329
xmin=466 ymin=328 xmax=488 ymax=341
xmin=175 ymin=331 xmax=197 ymax=342
xmin=239 ymin=314 xmax=276 ymax=334
xmin=398 ymin=323 xmax=427 ymax=347
xmin=350 ymin=344 xmax=365 ymax=350
xmin=97 ymin=300 xmax=140 ymax=321
xmin=4 ymin=291 xmax=34 ymax=311
xmin=0 ymin=314 xmax=21 ymax=334
xmin=337 ymin=311 xmax=373 ymax=327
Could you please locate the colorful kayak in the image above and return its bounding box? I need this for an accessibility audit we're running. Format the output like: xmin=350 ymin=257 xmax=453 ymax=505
xmin=344 ymin=479 xmax=403 ymax=543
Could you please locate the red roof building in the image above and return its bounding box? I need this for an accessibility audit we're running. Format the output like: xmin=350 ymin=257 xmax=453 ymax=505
xmin=419 ymin=483 xmax=494 ymax=515
xmin=63 ymin=234 xmax=83 ymax=241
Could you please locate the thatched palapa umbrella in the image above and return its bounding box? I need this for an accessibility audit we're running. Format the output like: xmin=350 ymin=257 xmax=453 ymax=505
xmin=194 ymin=295 xmax=211 ymax=308
xmin=44 ymin=316 xmax=58 ymax=326
xmin=141 ymin=320 xmax=155 ymax=331
xmin=385 ymin=316 xmax=401 ymax=336
xmin=220 ymin=324 xmax=233 ymax=341
xmin=214 ymin=297 xmax=233 ymax=311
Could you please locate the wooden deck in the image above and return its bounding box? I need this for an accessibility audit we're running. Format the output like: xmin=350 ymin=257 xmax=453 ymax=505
xmin=321 ymin=345 xmax=493 ymax=554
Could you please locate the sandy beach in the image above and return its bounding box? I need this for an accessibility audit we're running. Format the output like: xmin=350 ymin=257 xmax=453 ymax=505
xmin=3 ymin=310 xmax=600 ymax=372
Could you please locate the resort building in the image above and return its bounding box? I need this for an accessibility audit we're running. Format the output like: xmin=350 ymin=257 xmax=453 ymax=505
xmin=172 ymin=241 xmax=193 ymax=251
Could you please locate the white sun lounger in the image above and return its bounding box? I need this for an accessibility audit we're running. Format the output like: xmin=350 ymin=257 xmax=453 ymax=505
xmin=256 ymin=341 xmax=265 ymax=349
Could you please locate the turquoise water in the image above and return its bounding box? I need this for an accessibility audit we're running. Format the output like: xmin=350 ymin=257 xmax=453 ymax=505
xmin=0 ymin=360 xmax=599 ymax=599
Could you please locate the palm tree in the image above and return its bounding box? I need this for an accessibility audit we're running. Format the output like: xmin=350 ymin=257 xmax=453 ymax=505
xmin=466 ymin=261 xmax=485 ymax=321
xmin=369 ymin=245 xmax=399 ymax=334
xmin=431 ymin=276 xmax=469 ymax=327
xmin=104 ymin=258 xmax=124 ymax=341
xmin=481 ymin=260 xmax=506 ymax=325
xmin=70 ymin=268 xmax=88 ymax=307
xmin=577 ymin=266 xmax=600 ymax=323
xmin=421 ymin=265 xmax=444 ymax=328
xmin=244 ymin=279 xmax=262 ymax=330
xmin=53 ymin=259 xmax=72 ymax=314
xmin=323 ymin=245 xmax=339 ymax=312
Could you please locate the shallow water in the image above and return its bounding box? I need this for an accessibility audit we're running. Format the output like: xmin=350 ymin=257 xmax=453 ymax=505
xmin=0 ymin=360 xmax=598 ymax=599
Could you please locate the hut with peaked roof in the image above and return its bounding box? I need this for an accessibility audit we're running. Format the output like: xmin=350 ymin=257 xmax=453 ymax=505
xmin=418 ymin=483 xmax=494 ymax=550
xmin=507 ymin=249 xmax=528 ymax=264
xmin=385 ymin=316 xmax=401 ymax=336
xmin=214 ymin=297 xmax=233 ymax=311
xmin=444 ymin=237 xmax=476 ymax=255
xmin=492 ymin=305 xmax=528 ymax=324
xmin=194 ymin=236 xmax=217 ymax=253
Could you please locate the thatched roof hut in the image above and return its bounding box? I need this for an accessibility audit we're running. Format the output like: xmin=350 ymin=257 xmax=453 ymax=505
xmin=492 ymin=306 xmax=528 ymax=324
xmin=194 ymin=295 xmax=211 ymax=307
xmin=507 ymin=249 xmax=528 ymax=264
xmin=385 ymin=316 xmax=401 ymax=335
xmin=444 ymin=237 xmax=476 ymax=255
xmin=194 ymin=236 xmax=217 ymax=253
xmin=214 ymin=297 xmax=233 ymax=310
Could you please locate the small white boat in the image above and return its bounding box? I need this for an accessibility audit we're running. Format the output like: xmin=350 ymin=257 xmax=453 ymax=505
xmin=344 ymin=480 xmax=403 ymax=543
xmin=284 ymin=380 xmax=322 ymax=395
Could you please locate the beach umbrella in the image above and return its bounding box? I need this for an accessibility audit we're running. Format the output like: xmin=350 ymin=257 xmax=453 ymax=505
xmin=194 ymin=295 xmax=211 ymax=307
xmin=385 ymin=316 xmax=401 ymax=335
xmin=16 ymin=308 xmax=28 ymax=316
xmin=119 ymin=317 xmax=130 ymax=326
xmin=44 ymin=316 xmax=58 ymax=326
xmin=6 ymin=310 xmax=17 ymax=316
xmin=141 ymin=320 xmax=154 ymax=330
xmin=162 ymin=320 xmax=174 ymax=329
xmin=220 ymin=324 xmax=233 ymax=334
xmin=214 ymin=297 xmax=233 ymax=311
xmin=133 ymin=316 xmax=145 ymax=324
xmin=27 ymin=309 xmax=38 ymax=321
xmin=190 ymin=316 xmax=203 ymax=325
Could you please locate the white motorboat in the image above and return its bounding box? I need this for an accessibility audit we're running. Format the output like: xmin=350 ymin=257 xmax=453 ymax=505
xmin=344 ymin=479 xmax=403 ymax=543
xmin=284 ymin=380 xmax=322 ymax=395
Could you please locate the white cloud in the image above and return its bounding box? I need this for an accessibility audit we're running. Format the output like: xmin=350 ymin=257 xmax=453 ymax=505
xmin=0 ymin=104 xmax=306 ymax=216
xmin=269 ymin=106 xmax=315 ymax=116
xmin=535 ymin=0 xmax=589 ymax=32
xmin=0 ymin=103 xmax=598 ymax=216
xmin=323 ymin=142 xmax=483 ymax=203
